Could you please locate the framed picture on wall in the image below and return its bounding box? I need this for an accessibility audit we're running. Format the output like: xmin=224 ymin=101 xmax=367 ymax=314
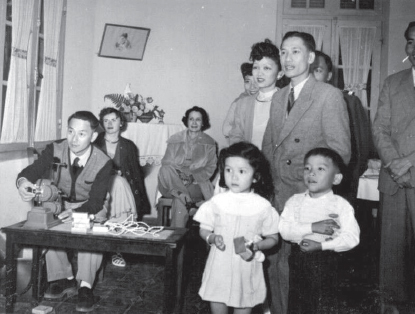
xmin=98 ymin=23 xmax=151 ymax=61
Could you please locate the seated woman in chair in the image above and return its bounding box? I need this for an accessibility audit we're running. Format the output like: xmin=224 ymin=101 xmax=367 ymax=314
xmin=95 ymin=107 xmax=150 ymax=266
xmin=158 ymin=106 xmax=217 ymax=228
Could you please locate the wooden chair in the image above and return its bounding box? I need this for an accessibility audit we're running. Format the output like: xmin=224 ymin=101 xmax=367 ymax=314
xmin=157 ymin=197 xmax=173 ymax=226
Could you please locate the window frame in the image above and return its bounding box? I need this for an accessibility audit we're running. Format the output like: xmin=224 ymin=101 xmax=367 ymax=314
xmin=0 ymin=0 xmax=66 ymax=154
xmin=277 ymin=0 xmax=386 ymax=122
xmin=283 ymin=0 xmax=383 ymax=17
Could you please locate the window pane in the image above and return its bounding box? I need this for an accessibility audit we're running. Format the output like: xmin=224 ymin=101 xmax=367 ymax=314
xmin=291 ymin=0 xmax=307 ymax=8
xmin=39 ymin=0 xmax=44 ymax=34
xmin=310 ymin=0 xmax=325 ymax=8
xmin=340 ymin=0 xmax=356 ymax=9
xmin=37 ymin=37 xmax=44 ymax=87
xmin=3 ymin=25 xmax=11 ymax=81
xmin=6 ymin=0 xmax=12 ymax=22
xmin=34 ymin=90 xmax=40 ymax=125
xmin=359 ymin=0 xmax=374 ymax=10
xmin=1 ymin=85 xmax=6 ymax=117
xmin=337 ymin=68 xmax=345 ymax=90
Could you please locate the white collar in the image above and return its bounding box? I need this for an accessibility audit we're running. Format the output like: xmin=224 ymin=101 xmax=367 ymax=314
xmin=304 ymin=189 xmax=334 ymax=199
xmin=256 ymin=87 xmax=279 ymax=102
xmin=290 ymin=75 xmax=310 ymax=101
xmin=70 ymin=146 xmax=92 ymax=167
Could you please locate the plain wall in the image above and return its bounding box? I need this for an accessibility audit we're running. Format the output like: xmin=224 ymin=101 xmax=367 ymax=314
xmin=62 ymin=0 xmax=278 ymax=150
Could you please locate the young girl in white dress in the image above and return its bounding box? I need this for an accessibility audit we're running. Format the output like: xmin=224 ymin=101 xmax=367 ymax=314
xmin=193 ymin=142 xmax=280 ymax=314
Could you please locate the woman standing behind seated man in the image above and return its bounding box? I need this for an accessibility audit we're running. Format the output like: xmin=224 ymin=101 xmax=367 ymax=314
xmin=95 ymin=107 xmax=150 ymax=221
xmin=158 ymin=106 xmax=217 ymax=228
xmin=229 ymin=39 xmax=282 ymax=149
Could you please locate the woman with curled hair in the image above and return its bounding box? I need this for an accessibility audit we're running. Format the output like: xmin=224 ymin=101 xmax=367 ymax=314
xmin=158 ymin=106 xmax=217 ymax=227
xmin=95 ymin=107 xmax=150 ymax=221
xmin=229 ymin=39 xmax=283 ymax=149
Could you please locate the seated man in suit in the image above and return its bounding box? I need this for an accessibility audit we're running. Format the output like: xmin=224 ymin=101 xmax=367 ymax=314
xmin=17 ymin=111 xmax=112 ymax=312
xmin=310 ymin=50 xmax=374 ymax=204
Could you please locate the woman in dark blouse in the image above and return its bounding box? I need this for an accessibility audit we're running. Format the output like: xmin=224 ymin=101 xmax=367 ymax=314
xmin=95 ymin=107 xmax=150 ymax=221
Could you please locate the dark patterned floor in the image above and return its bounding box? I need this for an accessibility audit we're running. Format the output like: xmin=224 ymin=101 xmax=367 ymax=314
xmin=0 ymin=203 xmax=412 ymax=313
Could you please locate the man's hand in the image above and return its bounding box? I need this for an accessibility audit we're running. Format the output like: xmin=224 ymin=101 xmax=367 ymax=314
xmin=300 ymin=239 xmax=322 ymax=252
xmin=312 ymin=219 xmax=340 ymax=235
xmin=18 ymin=179 xmax=35 ymax=202
xmin=178 ymin=192 xmax=192 ymax=206
xmin=385 ymin=158 xmax=412 ymax=179
xmin=58 ymin=211 xmax=73 ymax=223
xmin=395 ymin=172 xmax=412 ymax=188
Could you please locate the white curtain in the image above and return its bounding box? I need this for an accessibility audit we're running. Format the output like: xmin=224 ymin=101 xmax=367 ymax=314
xmin=339 ymin=26 xmax=376 ymax=109
xmin=35 ymin=0 xmax=64 ymax=141
xmin=0 ymin=0 xmax=35 ymax=143
xmin=283 ymin=25 xmax=326 ymax=50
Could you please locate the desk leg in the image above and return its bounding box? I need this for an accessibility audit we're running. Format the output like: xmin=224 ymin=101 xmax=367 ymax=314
xmin=164 ymin=248 xmax=175 ymax=314
xmin=31 ymin=247 xmax=41 ymax=303
xmin=5 ymin=236 xmax=17 ymax=313
xmin=175 ymin=243 xmax=185 ymax=314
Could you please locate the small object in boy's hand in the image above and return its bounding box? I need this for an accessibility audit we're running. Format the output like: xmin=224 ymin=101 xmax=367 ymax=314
xmin=234 ymin=237 xmax=254 ymax=261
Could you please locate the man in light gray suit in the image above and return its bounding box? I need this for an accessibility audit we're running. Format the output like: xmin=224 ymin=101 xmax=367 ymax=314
xmin=372 ymin=21 xmax=415 ymax=314
xmin=262 ymin=31 xmax=351 ymax=314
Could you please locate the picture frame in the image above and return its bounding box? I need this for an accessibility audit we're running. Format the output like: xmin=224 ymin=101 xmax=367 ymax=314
xmin=98 ymin=23 xmax=151 ymax=61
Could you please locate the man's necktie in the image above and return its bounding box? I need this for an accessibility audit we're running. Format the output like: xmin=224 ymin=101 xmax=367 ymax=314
xmin=287 ymin=87 xmax=295 ymax=114
xmin=72 ymin=157 xmax=82 ymax=176
xmin=70 ymin=157 xmax=81 ymax=201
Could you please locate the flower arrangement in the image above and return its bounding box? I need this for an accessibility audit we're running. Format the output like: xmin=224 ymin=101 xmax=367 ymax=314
xmin=104 ymin=84 xmax=165 ymax=123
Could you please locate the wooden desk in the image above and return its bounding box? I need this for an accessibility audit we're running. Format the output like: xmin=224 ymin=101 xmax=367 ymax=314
xmin=2 ymin=221 xmax=188 ymax=314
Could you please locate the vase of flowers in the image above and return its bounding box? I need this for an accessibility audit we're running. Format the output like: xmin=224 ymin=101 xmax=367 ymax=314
xmin=104 ymin=84 xmax=165 ymax=123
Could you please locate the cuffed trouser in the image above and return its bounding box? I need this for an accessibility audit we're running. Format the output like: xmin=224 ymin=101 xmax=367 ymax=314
xmin=46 ymin=250 xmax=103 ymax=285
xmin=158 ymin=165 xmax=204 ymax=227
xmin=267 ymin=240 xmax=290 ymax=314
xmin=379 ymin=188 xmax=415 ymax=303
xmin=45 ymin=205 xmax=107 ymax=285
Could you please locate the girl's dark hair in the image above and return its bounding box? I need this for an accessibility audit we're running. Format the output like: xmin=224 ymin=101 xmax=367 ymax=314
xmin=304 ymin=147 xmax=346 ymax=174
xmin=181 ymin=106 xmax=211 ymax=131
xmin=249 ymin=38 xmax=281 ymax=71
xmin=218 ymin=142 xmax=274 ymax=200
xmin=98 ymin=107 xmax=127 ymax=132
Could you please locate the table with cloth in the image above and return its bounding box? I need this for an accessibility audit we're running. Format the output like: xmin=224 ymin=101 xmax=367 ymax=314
xmin=122 ymin=123 xmax=185 ymax=217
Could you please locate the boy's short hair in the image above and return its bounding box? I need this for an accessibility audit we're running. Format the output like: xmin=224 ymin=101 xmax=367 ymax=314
xmin=240 ymin=62 xmax=253 ymax=79
xmin=282 ymin=31 xmax=316 ymax=53
xmin=68 ymin=111 xmax=100 ymax=131
xmin=404 ymin=21 xmax=415 ymax=40
xmin=304 ymin=147 xmax=346 ymax=174
xmin=315 ymin=50 xmax=333 ymax=73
